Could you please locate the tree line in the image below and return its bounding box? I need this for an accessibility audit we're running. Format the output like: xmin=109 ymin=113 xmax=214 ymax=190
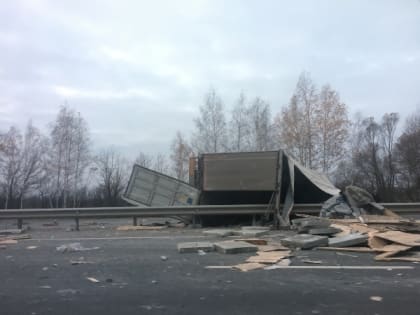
xmin=1 ymin=72 xmax=419 ymax=209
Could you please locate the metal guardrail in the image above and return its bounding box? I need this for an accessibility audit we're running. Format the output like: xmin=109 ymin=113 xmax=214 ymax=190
xmin=1 ymin=203 xmax=419 ymax=230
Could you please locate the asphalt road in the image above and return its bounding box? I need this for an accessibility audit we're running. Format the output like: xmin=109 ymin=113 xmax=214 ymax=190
xmin=1 ymin=220 xmax=420 ymax=315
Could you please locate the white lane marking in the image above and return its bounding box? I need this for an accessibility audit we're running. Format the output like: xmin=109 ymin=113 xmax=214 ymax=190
xmin=262 ymin=266 xmax=414 ymax=270
xmin=206 ymin=265 xmax=414 ymax=270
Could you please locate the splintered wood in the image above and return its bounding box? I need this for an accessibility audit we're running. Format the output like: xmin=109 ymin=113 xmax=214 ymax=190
xmin=246 ymin=251 xmax=291 ymax=264
xmin=233 ymin=263 xmax=266 ymax=272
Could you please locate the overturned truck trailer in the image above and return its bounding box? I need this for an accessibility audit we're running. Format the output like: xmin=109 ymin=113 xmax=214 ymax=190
xmin=124 ymin=150 xmax=339 ymax=225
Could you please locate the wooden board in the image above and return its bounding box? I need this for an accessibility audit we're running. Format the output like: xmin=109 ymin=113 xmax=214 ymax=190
xmin=373 ymin=231 xmax=420 ymax=247
xmin=235 ymin=239 xmax=268 ymax=245
xmin=233 ymin=262 xmax=266 ymax=272
xmin=317 ymin=246 xmax=374 ymax=253
xmin=246 ymin=251 xmax=291 ymax=264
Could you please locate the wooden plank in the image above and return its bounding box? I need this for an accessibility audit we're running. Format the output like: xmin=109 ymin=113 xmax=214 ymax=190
xmin=246 ymin=251 xmax=291 ymax=264
xmin=235 ymin=239 xmax=268 ymax=245
xmin=257 ymin=244 xmax=289 ymax=252
xmin=373 ymin=231 xmax=420 ymax=246
xmin=317 ymin=246 xmax=374 ymax=253
xmin=233 ymin=262 xmax=266 ymax=272
xmin=0 ymin=239 xmax=18 ymax=245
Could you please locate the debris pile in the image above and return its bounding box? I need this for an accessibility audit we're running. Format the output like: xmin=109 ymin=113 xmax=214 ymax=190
xmin=0 ymin=229 xmax=31 ymax=248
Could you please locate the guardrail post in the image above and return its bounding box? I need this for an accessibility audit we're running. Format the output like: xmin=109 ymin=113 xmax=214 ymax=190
xmin=17 ymin=218 xmax=23 ymax=229
xmin=75 ymin=217 xmax=79 ymax=231
xmin=133 ymin=217 xmax=138 ymax=226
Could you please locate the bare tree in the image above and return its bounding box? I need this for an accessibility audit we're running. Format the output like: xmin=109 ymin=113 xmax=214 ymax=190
xmin=48 ymin=106 xmax=90 ymax=208
xmin=153 ymin=153 xmax=169 ymax=174
xmin=295 ymin=72 xmax=319 ymax=168
xmin=381 ymin=113 xmax=399 ymax=196
xmin=247 ymin=97 xmax=273 ymax=151
xmin=96 ymin=148 xmax=129 ymax=206
xmin=16 ymin=121 xmax=46 ymax=208
xmin=135 ymin=152 xmax=153 ymax=168
xmin=315 ymin=84 xmax=349 ymax=174
xmin=229 ymin=92 xmax=250 ymax=152
xmin=275 ymin=95 xmax=306 ymax=162
xmin=396 ymin=111 xmax=420 ymax=200
xmin=0 ymin=126 xmax=22 ymax=208
xmin=192 ymin=88 xmax=227 ymax=153
xmin=170 ymin=131 xmax=192 ymax=181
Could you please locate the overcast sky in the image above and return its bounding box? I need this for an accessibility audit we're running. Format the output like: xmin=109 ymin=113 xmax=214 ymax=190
xmin=1 ymin=0 xmax=419 ymax=158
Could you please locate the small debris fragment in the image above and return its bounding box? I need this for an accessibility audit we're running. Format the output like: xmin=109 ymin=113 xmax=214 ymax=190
xmin=233 ymin=262 xmax=265 ymax=272
xmin=302 ymin=259 xmax=323 ymax=264
xmin=26 ymin=246 xmax=38 ymax=250
xmin=203 ymin=229 xmax=235 ymax=237
xmin=86 ymin=277 xmax=100 ymax=283
xmin=214 ymin=240 xmax=258 ymax=254
xmin=39 ymin=285 xmax=52 ymax=289
xmin=116 ymin=225 xmax=166 ymax=231
xmin=370 ymin=296 xmax=383 ymax=302
xmin=281 ymin=234 xmax=329 ymax=249
xmin=56 ymin=243 xmax=100 ymax=253
xmin=197 ymin=250 xmax=206 ymax=256
xmin=70 ymin=260 xmax=94 ymax=265
xmin=151 ymin=280 xmax=158 ymax=284
xmin=42 ymin=267 xmax=49 ymax=271
xmin=328 ymin=233 xmax=368 ymax=247
xmin=177 ymin=242 xmax=214 ymax=253
xmin=160 ymin=256 xmax=168 ymax=261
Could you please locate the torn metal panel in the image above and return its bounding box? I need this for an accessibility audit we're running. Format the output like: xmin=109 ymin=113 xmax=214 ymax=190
xmin=124 ymin=164 xmax=200 ymax=207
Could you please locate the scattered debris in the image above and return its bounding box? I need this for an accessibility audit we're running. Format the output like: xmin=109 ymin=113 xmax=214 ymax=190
xmin=264 ymin=259 xmax=291 ymax=269
xmin=292 ymin=217 xmax=331 ymax=233
xmin=39 ymin=285 xmax=52 ymax=289
xmin=246 ymin=251 xmax=291 ymax=264
xmin=281 ymin=234 xmax=329 ymax=249
xmin=151 ymin=280 xmax=158 ymax=284
xmin=116 ymin=225 xmax=167 ymax=231
xmin=177 ymin=242 xmax=214 ymax=253
xmin=302 ymin=259 xmax=323 ymax=264
xmin=235 ymin=239 xmax=268 ymax=245
xmin=328 ymin=233 xmax=368 ymax=247
xmin=308 ymin=227 xmax=342 ymax=236
xmin=0 ymin=228 xmax=25 ymax=235
xmin=317 ymin=246 xmax=374 ymax=253
xmin=86 ymin=277 xmax=100 ymax=283
xmin=26 ymin=246 xmax=38 ymax=250
xmin=0 ymin=239 xmax=18 ymax=245
xmin=233 ymin=262 xmax=266 ymax=272
xmin=160 ymin=256 xmax=168 ymax=261
xmin=238 ymin=230 xmax=269 ymax=237
xmin=257 ymin=244 xmax=289 ymax=252
xmin=56 ymin=242 xmax=100 ymax=253
xmin=197 ymin=250 xmax=206 ymax=256
xmin=241 ymin=226 xmax=270 ymax=231
xmin=370 ymin=296 xmax=383 ymax=302
xmin=203 ymin=229 xmax=235 ymax=237
xmin=214 ymin=240 xmax=258 ymax=254
xmin=70 ymin=260 xmax=94 ymax=265
xmin=42 ymin=267 xmax=49 ymax=271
